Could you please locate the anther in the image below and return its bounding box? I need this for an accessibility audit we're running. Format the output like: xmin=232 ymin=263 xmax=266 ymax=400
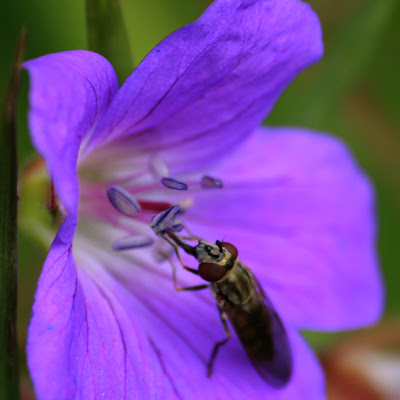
xmin=148 ymin=155 xmax=170 ymax=179
xmin=161 ymin=177 xmax=188 ymax=191
xmin=112 ymin=235 xmax=154 ymax=251
xmin=107 ymin=185 xmax=141 ymax=217
xmin=150 ymin=205 xmax=182 ymax=234
xmin=201 ymin=176 xmax=223 ymax=189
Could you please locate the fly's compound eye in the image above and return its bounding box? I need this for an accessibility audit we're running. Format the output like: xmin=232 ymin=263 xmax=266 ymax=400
xmin=221 ymin=242 xmax=238 ymax=261
xmin=199 ymin=262 xmax=227 ymax=282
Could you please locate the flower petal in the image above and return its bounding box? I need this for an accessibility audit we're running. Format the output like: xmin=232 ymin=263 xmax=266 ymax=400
xmin=274 ymin=331 xmax=324 ymax=399
xmin=184 ymin=127 xmax=383 ymax=331
xmin=27 ymin=216 xmax=171 ymax=400
xmin=69 ymin=231 xmax=324 ymax=399
xmin=24 ymin=51 xmax=119 ymax=212
xmin=89 ymin=0 xmax=322 ymax=170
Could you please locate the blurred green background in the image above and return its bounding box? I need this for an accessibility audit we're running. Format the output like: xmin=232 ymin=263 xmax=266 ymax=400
xmin=1 ymin=0 xmax=399 ymax=398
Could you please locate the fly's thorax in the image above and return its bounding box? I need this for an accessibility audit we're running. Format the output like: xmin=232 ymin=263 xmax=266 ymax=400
xmin=211 ymin=261 xmax=253 ymax=306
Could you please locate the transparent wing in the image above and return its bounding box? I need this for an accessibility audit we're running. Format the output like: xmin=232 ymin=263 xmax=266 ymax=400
xmin=225 ymin=266 xmax=293 ymax=388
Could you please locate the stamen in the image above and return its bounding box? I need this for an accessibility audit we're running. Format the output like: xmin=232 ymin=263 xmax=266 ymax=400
xmin=107 ymin=185 xmax=142 ymax=217
xmin=150 ymin=205 xmax=183 ymax=234
xmin=168 ymin=222 xmax=184 ymax=232
xmin=149 ymin=155 xmax=170 ymax=179
xmin=161 ymin=177 xmax=188 ymax=191
xmin=201 ymin=175 xmax=223 ymax=189
xmin=112 ymin=235 xmax=154 ymax=251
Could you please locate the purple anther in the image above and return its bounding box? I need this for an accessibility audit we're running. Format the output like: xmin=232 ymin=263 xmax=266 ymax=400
xmin=168 ymin=222 xmax=184 ymax=233
xmin=161 ymin=177 xmax=188 ymax=191
xmin=107 ymin=185 xmax=141 ymax=217
xmin=112 ymin=235 xmax=154 ymax=251
xmin=150 ymin=205 xmax=182 ymax=235
xmin=200 ymin=175 xmax=223 ymax=189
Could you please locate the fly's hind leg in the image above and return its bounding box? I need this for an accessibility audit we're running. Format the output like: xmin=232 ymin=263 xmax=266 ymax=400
xmin=207 ymin=306 xmax=231 ymax=378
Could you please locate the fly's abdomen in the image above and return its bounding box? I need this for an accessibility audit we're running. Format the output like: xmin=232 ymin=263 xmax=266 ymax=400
xmin=226 ymin=298 xmax=293 ymax=388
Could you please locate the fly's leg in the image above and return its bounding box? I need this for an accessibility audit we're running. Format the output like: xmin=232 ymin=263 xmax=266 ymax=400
xmin=166 ymin=256 xmax=209 ymax=292
xmin=207 ymin=306 xmax=231 ymax=378
xmin=179 ymin=222 xmax=202 ymax=241
xmin=163 ymin=236 xmax=209 ymax=292
xmin=179 ymin=235 xmax=201 ymax=242
xmin=164 ymin=236 xmax=199 ymax=275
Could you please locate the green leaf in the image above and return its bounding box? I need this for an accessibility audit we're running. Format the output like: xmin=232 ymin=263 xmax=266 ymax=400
xmin=86 ymin=0 xmax=133 ymax=83
xmin=269 ymin=0 xmax=398 ymax=129
xmin=0 ymin=31 xmax=26 ymax=400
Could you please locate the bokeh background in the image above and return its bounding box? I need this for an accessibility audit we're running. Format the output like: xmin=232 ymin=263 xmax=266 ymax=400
xmin=1 ymin=0 xmax=399 ymax=398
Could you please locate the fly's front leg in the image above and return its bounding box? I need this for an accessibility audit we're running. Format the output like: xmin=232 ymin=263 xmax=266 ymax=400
xmin=207 ymin=306 xmax=231 ymax=378
xmin=164 ymin=236 xmax=198 ymax=275
xmin=166 ymin=257 xmax=209 ymax=292
xmin=180 ymin=223 xmax=202 ymax=241
xmin=163 ymin=236 xmax=209 ymax=291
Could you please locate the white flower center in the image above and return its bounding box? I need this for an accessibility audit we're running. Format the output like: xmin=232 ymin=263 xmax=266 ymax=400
xmin=74 ymin=146 xmax=223 ymax=269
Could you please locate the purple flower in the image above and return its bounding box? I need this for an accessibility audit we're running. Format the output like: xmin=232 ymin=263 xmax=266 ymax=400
xmin=24 ymin=0 xmax=383 ymax=399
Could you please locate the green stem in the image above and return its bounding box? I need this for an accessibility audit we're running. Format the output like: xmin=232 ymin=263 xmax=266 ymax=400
xmin=86 ymin=0 xmax=134 ymax=83
xmin=0 ymin=31 xmax=26 ymax=400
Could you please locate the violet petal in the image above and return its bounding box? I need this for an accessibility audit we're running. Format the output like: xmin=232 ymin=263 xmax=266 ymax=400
xmin=67 ymin=246 xmax=324 ymax=399
xmin=89 ymin=0 xmax=323 ymax=173
xmin=27 ymin=217 xmax=166 ymax=399
xmin=24 ymin=51 xmax=119 ymax=212
xmin=186 ymin=127 xmax=383 ymax=331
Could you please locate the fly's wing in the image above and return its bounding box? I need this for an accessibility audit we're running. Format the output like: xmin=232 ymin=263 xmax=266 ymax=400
xmin=224 ymin=267 xmax=293 ymax=388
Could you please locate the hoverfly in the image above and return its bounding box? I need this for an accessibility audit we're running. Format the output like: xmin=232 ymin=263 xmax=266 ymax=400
xmin=151 ymin=206 xmax=293 ymax=388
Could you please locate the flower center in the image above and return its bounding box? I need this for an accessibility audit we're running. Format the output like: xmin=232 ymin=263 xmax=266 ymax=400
xmin=77 ymin=154 xmax=223 ymax=259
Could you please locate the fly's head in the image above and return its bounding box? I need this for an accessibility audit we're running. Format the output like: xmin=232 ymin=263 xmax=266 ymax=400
xmin=194 ymin=240 xmax=239 ymax=282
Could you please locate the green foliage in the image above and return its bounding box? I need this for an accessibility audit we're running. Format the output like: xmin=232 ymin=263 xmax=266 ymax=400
xmin=0 ymin=32 xmax=25 ymax=400
xmin=86 ymin=0 xmax=133 ymax=83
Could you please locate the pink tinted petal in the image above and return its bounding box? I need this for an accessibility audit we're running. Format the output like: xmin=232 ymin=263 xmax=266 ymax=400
xmin=27 ymin=218 xmax=166 ymax=400
xmin=185 ymin=127 xmax=383 ymax=331
xmin=24 ymin=51 xmax=119 ymax=212
xmin=92 ymin=248 xmax=323 ymax=399
xmin=90 ymin=0 xmax=322 ymax=169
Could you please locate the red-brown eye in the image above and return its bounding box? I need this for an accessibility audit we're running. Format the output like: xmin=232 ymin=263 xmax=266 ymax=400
xmin=199 ymin=262 xmax=227 ymax=282
xmin=221 ymin=242 xmax=238 ymax=260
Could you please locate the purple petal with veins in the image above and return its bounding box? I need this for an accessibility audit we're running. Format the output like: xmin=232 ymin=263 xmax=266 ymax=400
xmin=24 ymin=0 xmax=383 ymax=399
